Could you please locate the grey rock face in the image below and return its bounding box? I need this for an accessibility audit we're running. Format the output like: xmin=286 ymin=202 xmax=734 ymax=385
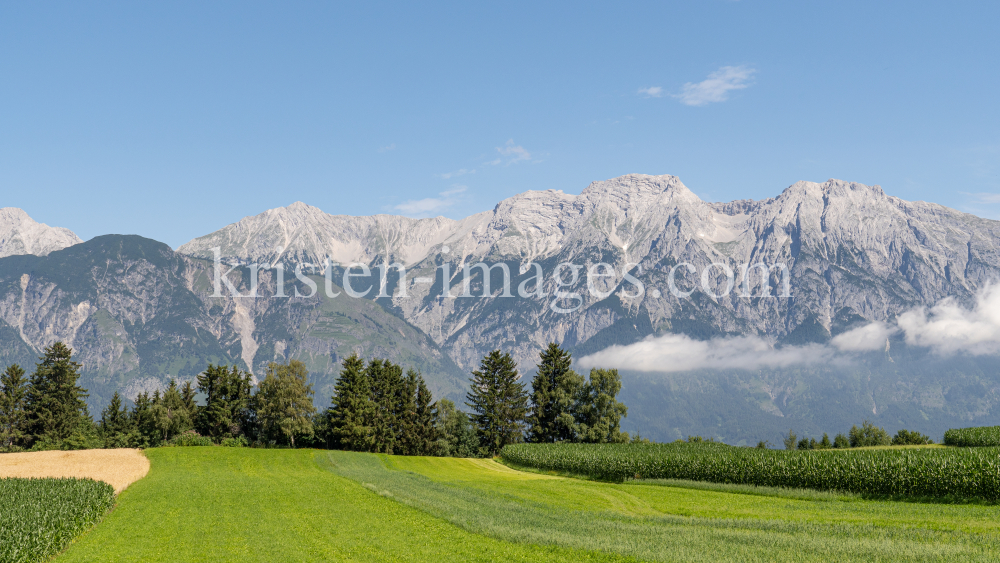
xmin=178 ymin=175 xmax=1000 ymax=373
xmin=0 ymin=208 xmax=82 ymax=258
xmin=0 ymin=235 xmax=467 ymax=413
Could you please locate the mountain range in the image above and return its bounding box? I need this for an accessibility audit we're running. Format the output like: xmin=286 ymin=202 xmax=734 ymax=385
xmin=4 ymin=174 xmax=1000 ymax=444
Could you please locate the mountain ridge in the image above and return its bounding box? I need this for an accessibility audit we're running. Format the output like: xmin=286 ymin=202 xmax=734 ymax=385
xmin=177 ymin=174 xmax=1000 ymax=373
xmin=5 ymin=173 xmax=1000 ymax=443
xmin=0 ymin=208 xmax=83 ymax=258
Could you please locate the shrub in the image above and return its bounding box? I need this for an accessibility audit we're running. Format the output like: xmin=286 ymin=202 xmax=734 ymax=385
xmin=500 ymin=442 xmax=1000 ymax=501
xmin=891 ymin=429 xmax=933 ymax=446
xmin=848 ymin=420 xmax=890 ymax=447
xmin=833 ymin=433 xmax=850 ymax=448
xmin=944 ymin=425 xmax=1000 ymax=447
xmin=220 ymin=436 xmax=248 ymax=447
xmin=686 ymin=435 xmax=715 ymax=443
xmin=0 ymin=477 xmax=115 ymax=563
xmin=166 ymin=430 xmax=214 ymax=447
xmin=782 ymin=430 xmax=797 ymax=451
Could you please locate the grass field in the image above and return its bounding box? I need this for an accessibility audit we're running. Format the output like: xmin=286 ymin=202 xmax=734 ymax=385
xmin=55 ymin=448 xmax=627 ymax=563
xmin=52 ymin=448 xmax=1000 ymax=562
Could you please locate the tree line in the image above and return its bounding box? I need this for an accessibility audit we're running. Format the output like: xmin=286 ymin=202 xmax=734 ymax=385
xmin=774 ymin=421 xmax=933 ymax=450
xmin=323 ymin=343 xmax=630 ymax=457
xmin=0 ymin=342 xmax=628 ymax=456
xmin=0 ymin=343 xmax=317 ymax=451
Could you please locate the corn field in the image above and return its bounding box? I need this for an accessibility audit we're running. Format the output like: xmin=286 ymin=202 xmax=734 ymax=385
xmin=500 ymin=442 xmax=1000 ymax=501
xmin=944 ymin=425 xmax=1000 ymax=447
xmin=0 ymin=478 xmax=115 ymax=563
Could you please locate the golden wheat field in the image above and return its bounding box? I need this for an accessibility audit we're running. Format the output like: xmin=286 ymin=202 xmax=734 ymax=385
xmin=0 ymin=449 xmax=149 ymax=493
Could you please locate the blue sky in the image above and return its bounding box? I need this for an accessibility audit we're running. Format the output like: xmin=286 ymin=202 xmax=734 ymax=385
xmin=2 ymin=1 xmax=998 ymax=248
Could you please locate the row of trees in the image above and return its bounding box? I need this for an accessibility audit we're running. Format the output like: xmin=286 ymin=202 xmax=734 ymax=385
xmin=1 ymin=341 xmax=628 ymax=457
xmin=324 ymin=343 xmax=630 ymax=457
xmin=778 ymin=421 xmax=933 ymax=450
xmin=0 ymin=343 xmax=92 ymax=450
xmin=0 ymin=343 xmax=317 ymax=451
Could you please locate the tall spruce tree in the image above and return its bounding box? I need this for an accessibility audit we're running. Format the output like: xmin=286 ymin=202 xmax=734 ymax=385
xmin=0 ymin=364 xmax=28 ymax=450
xmin=131 ymin=391 xmax=158 ymax=447
xmin=575 ymin=368 xmax=629 ymax=443
xmin=528 ymin=343 xmax=584 ymax=443
xmin=396 ymin=368 xmax=421 ymax=455
xmin=255 ymin=360 xmax=316 ymax=448
xmin=409 ymin=371 xmax=440 ymax=455
xmin=466 ymin=350 xmax=528 ymax=456
xmin=24 ymin=343 xmax=91 ymax=447
xmin=99 ymin=392 xmax=135 ymax=448
xmin=180 ymin=380 xmax=197 ymax=414
xmin=328 ymin=354 xmax=374 ymax=451
xmin=368 ymin=359 xmax=405 ymax=454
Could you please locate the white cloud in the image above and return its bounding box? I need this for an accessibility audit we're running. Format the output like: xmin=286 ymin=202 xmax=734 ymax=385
xmin=439 ymin=168 xmax=475 ymax=180
xmin=674 ymin=65 xmax=756 ymax=106
xmin=484 ymin=158 xmax=502 ymax=166
xmin=439 ymin=185 xmax=467 ymax=197
xmin=393 ymin=185 xmax=467 ymax=216
xmin=578 ymin=334 xmax=836 ymax=373
xmin=496 ymin=139 xmax=531 ymax=164
xmin=963 ymin=192 xmax=1000 ymax=205
xmin=378 ymin=143 xmax=396 ymax=153
xmin=896 ymin=284 xmax=1000 ymax=355
xmin=638 ymin=86 xmax=663 ymax=98
xmin=830 ymin=322 xmax=896 ymax=352
xmin=578 ymin=284 xmax=1000 ymax=373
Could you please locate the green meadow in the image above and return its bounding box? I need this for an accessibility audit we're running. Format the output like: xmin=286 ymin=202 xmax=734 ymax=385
xmin=55 ymin=448 xmax=1000 ymax=562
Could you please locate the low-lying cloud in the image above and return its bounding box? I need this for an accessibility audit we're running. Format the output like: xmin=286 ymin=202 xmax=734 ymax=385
xmin=897 ymin=284 xmax=1000 ymax=355
xmin=578 ymin=334 xmax=837 ymax=373
xmin=579 ymin=284 xmax=1000 ymax=373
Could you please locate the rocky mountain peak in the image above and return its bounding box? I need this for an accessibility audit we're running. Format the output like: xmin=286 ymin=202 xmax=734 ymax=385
xmin=0 ymin=208 xmax=82 ymax=258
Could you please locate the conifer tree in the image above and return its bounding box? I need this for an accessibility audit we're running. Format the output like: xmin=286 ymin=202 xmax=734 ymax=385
xmin=819 ymin=433 xmax=832 ymax=449
xmin=256 ymin=360 xmax=316 ymax=448
xmin=466 ymin=350 xmax=528 ymax=456
xmin=368 ymin=359 xmax=405 ymax=454
xmin=528 ymin=343 xmax=584 ymax=443
xmin=24 ymin=343 xmax=91 ymax=447
xmin=180 ymin=380 xmax=197 ymax=415
xmin=131 ymin=391 xmax=158 ymax=447
xmin=196 ymin=364 xmax=253 ymax=440
xmin=99 ymin=392 xmax=135 ymax=448
xmin=0 ymin=364 xmax=28 ymax=450
xmin=574 ymin=368 xmax=629 ymax=443
xmin=329 ymin=354 xmax=374 ymax=451
xmin=411 ymin=372 xmax=440 ymax=455
xmin=396 ymin=368 xmax=421 ymax=455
